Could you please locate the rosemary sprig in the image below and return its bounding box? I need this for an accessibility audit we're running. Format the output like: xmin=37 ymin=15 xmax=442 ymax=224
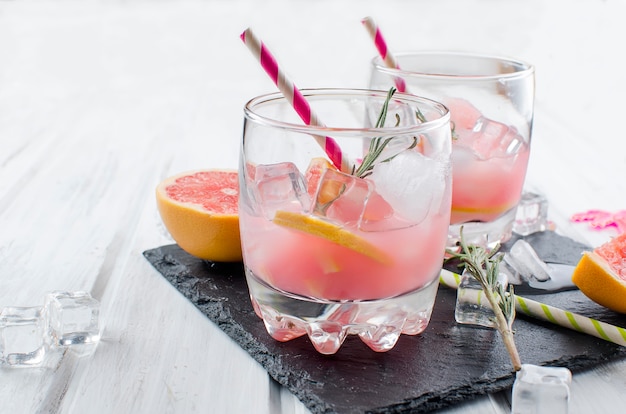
xmin=448 ymin=229 xmax=522 ymax=371
xmin=352 ymin=87 xmax=419 ymax=179
xmin=315 ymin=87 xmax=421 ymax=214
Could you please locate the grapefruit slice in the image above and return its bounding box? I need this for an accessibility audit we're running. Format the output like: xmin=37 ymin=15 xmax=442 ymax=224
xmin=155 ymin=169 xmax=242 ymax=262
xmin=272 ymin=210 xmax=392 ymax=265
xmin=450 ymin=203 xmax=514 ymax=224
xmin=304 ymin=157 xmax=393 ymax=222
xmin=572 ymin=233 xmax=626 ymax=313
xmin=304 ymin=157 xmax=339 ymax=201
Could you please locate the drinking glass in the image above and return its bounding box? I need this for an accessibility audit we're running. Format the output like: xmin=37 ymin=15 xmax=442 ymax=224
xmin=239 ymin=88 xmax=451 ymax=354
xmin=369 ymin=52 xmax=535 ymax=247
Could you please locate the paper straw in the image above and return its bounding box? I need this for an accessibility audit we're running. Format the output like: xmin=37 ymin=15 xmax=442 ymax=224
xmin=240 ymin=28 xmax=351 ymax=173
xmin=440 ymin=269 xmax=626 ymax=347
xmin=361 ymin=16 xmax=407 ymax=93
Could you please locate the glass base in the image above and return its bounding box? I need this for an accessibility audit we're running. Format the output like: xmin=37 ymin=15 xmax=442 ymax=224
xmin=244 ymin=269 xmax=440 ymax=355
xmin=447 ymin=207 xmax=516 ymax=250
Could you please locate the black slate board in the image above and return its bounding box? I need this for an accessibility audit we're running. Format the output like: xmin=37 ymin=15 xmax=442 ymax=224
xmin=143 ymin=231 xmax=626 ymax=413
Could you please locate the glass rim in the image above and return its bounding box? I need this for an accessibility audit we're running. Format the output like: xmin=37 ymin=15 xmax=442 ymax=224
xmin=243 ymin=88 xmax=450 ymax=136
xmin=371 ymin=51 xmax=535 ymax=81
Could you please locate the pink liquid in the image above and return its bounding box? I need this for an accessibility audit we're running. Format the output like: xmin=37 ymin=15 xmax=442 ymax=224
xmin=451 ymin=144 xmax=530 ymax=224
xmin=240 ymin=211 xmax=449 ymax=301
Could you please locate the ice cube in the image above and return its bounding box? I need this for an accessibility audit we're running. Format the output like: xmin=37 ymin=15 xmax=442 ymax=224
xmin=504 ymin=240 xmax=551 ymax=282
xmin=514 ymin=191 xmax=550 ymax=236
xmin=0 ymin=306 xmax=47 ymax=367
xmin=503 ymin=246 xmax=576 ymax=292
xmin=455 ymin=268 xmax=509 ymax=328
xmin=512 ymin=364 xmax=571 ymax=414
xmin=253 ymin=162 xmax=309 ymax=219
xmin=449 ymin=144 xmax=477 ymax=175
xmin=44 ymin=291 xmax=100 ymax=347
xmin=454 ymin=116 xmax=524 ymax=160
xmin=369 ymin=151 xmax=445 ymax=224
xmin=472 ymin=118 xmax=523 ymax=158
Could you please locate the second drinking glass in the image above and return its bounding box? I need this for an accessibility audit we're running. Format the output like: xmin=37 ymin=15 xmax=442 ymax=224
xmin=369 ymin=52 xmax=535 ymax=248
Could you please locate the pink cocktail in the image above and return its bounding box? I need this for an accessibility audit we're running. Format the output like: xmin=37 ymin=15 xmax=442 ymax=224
xmin=369 ymin=52 xmax=535 ymax=247
xmin=241 ymin=200 xmax=449 ymax=301
xmin=447 ymin=98 xmax=531 ymax=225
xmin=239 ymin=89 xmax=452 ymax=354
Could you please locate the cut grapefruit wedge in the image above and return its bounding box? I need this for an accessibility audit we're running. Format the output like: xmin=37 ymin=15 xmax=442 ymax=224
xmin=304 ymin=157 xmax=393 ymax=223
xmin=572 ymin=233 xmax=626 ymax=313
xmin=272 ymin=210 xmax=392 ymax=265
xmin=156 ymin=169 xmax=242 ymax=262
xmin=304 ymin=157 xmax=339 ymax=201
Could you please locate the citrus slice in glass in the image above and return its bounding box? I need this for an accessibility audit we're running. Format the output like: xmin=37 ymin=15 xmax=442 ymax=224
xmin=272 ymin=210 xmax=392 ymax=265
xmin=304 ymin=157 xmax=393 ymax=223
xmin=451 ymin=203 xmax=514 ymax=224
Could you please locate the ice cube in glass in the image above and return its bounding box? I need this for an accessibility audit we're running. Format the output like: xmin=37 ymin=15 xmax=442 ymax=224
xmin=370 ymin=151 xmax=446 ymax=226
xmin=512 ymin=364 xmax=572 ymax=414
xmin=44 ymin=291 xmax=100 ymax=347
xmin=0 ymin=306 xmax=46 ymax=367
xmin=459 ymin=117 xmax=523 ymax=160
xmin=252 ymin=162 xmax=309 ymax=219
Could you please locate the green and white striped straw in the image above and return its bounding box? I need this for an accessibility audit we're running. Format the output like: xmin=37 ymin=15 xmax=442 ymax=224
xmin=440 ymin=269 xmax=626 ymax=347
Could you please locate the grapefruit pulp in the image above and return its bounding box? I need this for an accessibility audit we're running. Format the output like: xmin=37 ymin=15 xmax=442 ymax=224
xmin=156 ymin=169 xmax=242 ymax=262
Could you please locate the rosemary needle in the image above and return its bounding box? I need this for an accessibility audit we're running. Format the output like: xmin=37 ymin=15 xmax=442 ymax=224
xmin=353 ymin=87 xmax=419 ymax=179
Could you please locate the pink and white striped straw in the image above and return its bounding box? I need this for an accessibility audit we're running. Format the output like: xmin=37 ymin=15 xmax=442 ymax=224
xmin=240 ymin=28 xmax=350 ymax=173
xmin=361 ymin=16 xmax=407 ymax=93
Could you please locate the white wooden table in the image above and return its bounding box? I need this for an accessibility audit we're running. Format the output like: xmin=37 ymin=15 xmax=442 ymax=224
xmin=1 ymin=0 xmax=625 ymax=412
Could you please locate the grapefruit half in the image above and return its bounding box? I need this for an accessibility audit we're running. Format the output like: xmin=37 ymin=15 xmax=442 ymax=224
xmin=156 ymin=169 xmax=242 ymax=262
xmin=572 ymin=233 xmax=626 ymax=313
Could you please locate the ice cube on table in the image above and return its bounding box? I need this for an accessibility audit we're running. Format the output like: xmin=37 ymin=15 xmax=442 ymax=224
xmin=454 ymin=268 xmax=509 ymax=328
xmin=253 ymin=162 xmax=309 ymax=219
xmin=370 ymin=151 xmax=446 ymax=224
xmin=512 ymin=364 xmax=572 ymax=414
xmin=514 ymin=191 xmax=550 ymax=236
xmin=0 ymin=306 xmax=47 ymax=367
xmin=504 ymin=239 xmax=551 ymax=282
xmin=503 ymin=240 xmax=576 ymax=292
xmin=44 ymin=291 xmax=100 ymax=347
